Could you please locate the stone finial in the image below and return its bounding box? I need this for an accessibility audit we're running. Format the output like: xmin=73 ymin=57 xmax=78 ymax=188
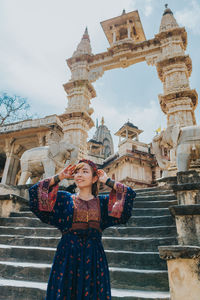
xmin=72 ymin=27 xmax=92 ymax=57
xmin=159 ymin=5 xmax=179 ymax=32
xmin=101 ymin=116 xmax=105 ymax=126
xmin=83 ymin=27 xmax=90 ymax=41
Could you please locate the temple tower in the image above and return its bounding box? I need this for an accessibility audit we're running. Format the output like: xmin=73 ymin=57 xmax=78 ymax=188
xmin=61 ymin=28 xmax=96 ymax=159
xmin=87 ymin=117 xmax=114 ymax=165
xmin=115 ymin=121 xmax=143 ymax=156
xmin=101 ymin=9 xmax=146 ymax=47
xmin=156 ymin=5 xmax=198 ymax=128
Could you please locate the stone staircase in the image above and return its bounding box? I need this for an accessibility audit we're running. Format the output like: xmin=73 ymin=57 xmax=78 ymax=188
xmin=0 ymin=187 xmax=178 ymax=300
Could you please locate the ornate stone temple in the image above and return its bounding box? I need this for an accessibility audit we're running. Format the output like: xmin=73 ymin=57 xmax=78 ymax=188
xmin=0 ymin=5 xmax=199 ymax=300
xmin=0 ymin=15 xmax=161 ymax=188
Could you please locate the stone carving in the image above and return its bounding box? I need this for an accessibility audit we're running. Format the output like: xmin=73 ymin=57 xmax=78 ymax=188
xmin=153 ymin=125 xmax=200 ymax=173
xmin=176 ymin=125 xmax=200 ymax=172
xmin=88 ymin=67 xmax=104 ymax=82
xmin=152 ymin=126 xmax=176 ymax=171
xmin=18 ymin=137 xmax=78 ymax=185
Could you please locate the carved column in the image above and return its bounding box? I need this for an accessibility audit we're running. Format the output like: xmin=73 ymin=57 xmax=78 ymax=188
xmin=155 ymin=6 xmax=198 ymax=128
xmin=154 ymin=7 xmax=198 ymax=176
xmin=156 ymin=29 xmax=197 ymax=128
xmin=1 ymin=139 xmax=22 ymax=185
xmin=60 ymin=29 xmax=96 ymax=159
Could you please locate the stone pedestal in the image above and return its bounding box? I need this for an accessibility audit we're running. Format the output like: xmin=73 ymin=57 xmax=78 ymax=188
xmin=169 ymin=205 xmax=200 ymax=246
xmin=172 ymin=170 xmax=200 ymax=205
xmin=159 ymin=246 xmax=200 ymax=300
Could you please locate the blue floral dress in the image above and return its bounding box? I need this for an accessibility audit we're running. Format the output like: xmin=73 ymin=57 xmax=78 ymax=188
xmin=29 ymin=179 xmax=136 ymax=300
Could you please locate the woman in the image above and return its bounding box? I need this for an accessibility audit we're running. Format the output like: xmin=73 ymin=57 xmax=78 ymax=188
xmin=29 ymin=159 xmax=136 ymax=300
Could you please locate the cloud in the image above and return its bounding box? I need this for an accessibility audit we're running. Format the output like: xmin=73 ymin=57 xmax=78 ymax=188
xmin=143 ymin=0 xmax=153 ymax=17
xmin=175 ymin=0 xmax=200 ymax=35
xmin=0 ymin=0 xmax=135 ymax=116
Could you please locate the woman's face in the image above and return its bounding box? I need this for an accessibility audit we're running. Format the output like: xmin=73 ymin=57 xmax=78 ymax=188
xmin=74 ymin=163 xmax=97 ymax=189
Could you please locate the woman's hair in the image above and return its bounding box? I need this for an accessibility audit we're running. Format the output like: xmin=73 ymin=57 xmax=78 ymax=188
xmin=73 ymin=162 xmax=99 ymax=197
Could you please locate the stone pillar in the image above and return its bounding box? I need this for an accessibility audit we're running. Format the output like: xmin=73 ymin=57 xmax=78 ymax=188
xmin=154 ymin=6 xmax=198 ymax=176
xmin=1 ymin=140 xmax=23 ymax=186
xmin=1 ymin=152 xmax=20 ymax=186
xmin=60 ymin=29 xmax=95 ymax=159
xmin=159 ymin=170 xmax=200 ymax=300
xmin=156 ymin=7 xmax=198 ymax=129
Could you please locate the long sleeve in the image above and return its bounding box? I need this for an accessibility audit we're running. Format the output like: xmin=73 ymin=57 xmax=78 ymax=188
xmin=29 ymin=178 xmax=74 ymax=231
xmin=100 ymin=183 xmax=136 ymax=231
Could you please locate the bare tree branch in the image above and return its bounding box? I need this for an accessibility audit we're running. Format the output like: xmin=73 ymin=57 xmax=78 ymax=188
xmin=0 ymin=93 xmax=34 ymax=126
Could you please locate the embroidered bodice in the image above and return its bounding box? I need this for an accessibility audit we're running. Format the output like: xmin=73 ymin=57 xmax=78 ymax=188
xmin=71 ymin=195 xmax=101 ymax=231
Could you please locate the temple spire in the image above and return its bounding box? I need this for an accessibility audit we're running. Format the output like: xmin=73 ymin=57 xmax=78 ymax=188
xmin=159 ymin=4 xmax=179 ymax=32
xmin=72 ymin=27 xmax=92 ymax=57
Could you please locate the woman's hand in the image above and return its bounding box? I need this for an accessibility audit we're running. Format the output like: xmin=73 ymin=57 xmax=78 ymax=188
xmin=59 ymin=164 xmax=76 ymax=181
xmin=97 ymin=169 xmax=109 ymax=184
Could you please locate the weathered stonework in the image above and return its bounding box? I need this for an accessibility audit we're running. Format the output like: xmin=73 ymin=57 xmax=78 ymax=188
xmin=159 ymin=170 xmax=200 ymax=298
xmin=0 ymin=194 xmax=28 ymax=217
xmin=159 ymin=246 xmax=200 ymax=300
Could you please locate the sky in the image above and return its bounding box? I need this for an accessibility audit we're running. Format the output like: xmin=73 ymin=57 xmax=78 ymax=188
xmin=0 ymin=0 xmax=199 ymax=151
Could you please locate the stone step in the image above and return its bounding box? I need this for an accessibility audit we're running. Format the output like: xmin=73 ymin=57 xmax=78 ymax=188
xmin=128 ymin=215 xmax=174 ymax=227
xmin=10 ymin=211 xmax=35 ymax=218
xmin=0 ymin=226 xmax=61 ymax=237
xmin=132 ymin=208 xmax=170 ymax=217
xmin=135 ymin=195 xmax=176 ymax=201
xmin=104 ymin=226 xmax=177 ymax=238
xmin=0 ymin=225 xmax=177 ymax=238
xmin=0 ymin=244 xmax=56 ymax=263
xmin=105 ymin=250 xmax=167 ymax=270
xmin=0 ymin=233 xmax=177 ymax=253
xmin=0 ymin=217 xmax=52 ymax=227
xmin=0 ymin=261 xmax=169 ymax=291
xmin=0 ymin=279 xmax=170 ymax=300
xmin=0 ymin=245 xmax=166 ymax=270
xmin=10 ymin=208 xmax=172 ymax=219
xmin=133 ymin=200 xmax=177 ymax=208
xmin=134 ymin=187 xmax=173 ymax=193
xmin=11 ymin=208 xmax=171 ymax=218
xmin=0 ymin=261 xmax=51 ymax=282
xmin=110 ymin=267 xmax=169 ymax=291
xmin=0 ymin=279 xmax=46 ymax=300
xmin=135 ymin=189 xmax=174 ymax=196
xmin=111 ymin=288 xmax=170 ymax=300
xmin=0 ymin=214 xmax=175 ymax=228
xmin=103 ymin=237 xmax=177 ymax=252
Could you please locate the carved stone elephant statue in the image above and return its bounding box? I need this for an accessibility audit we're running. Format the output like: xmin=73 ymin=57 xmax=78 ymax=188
xmin=152 ymin=125 xmax=200 ymax=173
xmin=18 ymin=140 xmax=78 ymax=185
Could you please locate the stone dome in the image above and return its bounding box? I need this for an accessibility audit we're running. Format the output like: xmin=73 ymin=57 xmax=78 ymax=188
xmin=159 ymin=5 xmax=179 ymax=33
